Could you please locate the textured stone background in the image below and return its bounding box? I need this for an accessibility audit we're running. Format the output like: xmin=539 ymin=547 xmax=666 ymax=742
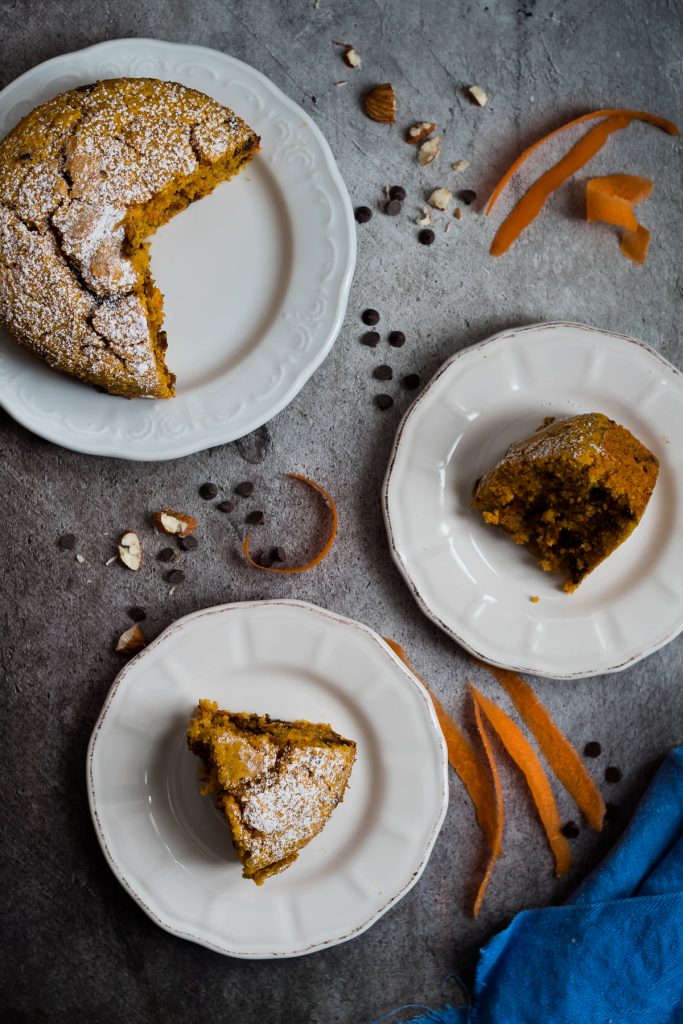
xmin=1 ymin=1 xmax=681 ymax=1022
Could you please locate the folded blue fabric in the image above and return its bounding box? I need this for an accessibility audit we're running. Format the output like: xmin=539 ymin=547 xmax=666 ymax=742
xmin=405 ymin=746 xmax=683 ymax=1024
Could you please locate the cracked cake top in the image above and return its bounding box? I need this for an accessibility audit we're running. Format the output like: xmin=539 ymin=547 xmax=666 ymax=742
xmin=0 ymin=78 xmax=259 ymax=398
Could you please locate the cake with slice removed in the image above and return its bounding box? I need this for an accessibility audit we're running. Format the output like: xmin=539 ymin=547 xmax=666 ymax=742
xmin=0 ymin=78 xmax=259 ymax=398
xmin=472 ymin=412 xmax=659 ymax=592
xmin=187 ymin=699 xmax=356 ymax=884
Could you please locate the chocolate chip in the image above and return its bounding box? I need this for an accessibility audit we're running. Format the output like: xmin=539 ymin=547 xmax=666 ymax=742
xmin=128 ymin=606 xmax=147 ymax=622
xmin=604 ymin=802 xmax=621 ymax=821
xmin=355 ymin=206 xmax=372 ymax=223
xmin=388 ymin=330 xmax=406 ymax=347
xmin=459 ymin=189 xmax=477 ymax=205
xmin=389 ymin=185 xmax=406 ymax=201
xmin=584 ymin=741 xmax=602 ymax=758
xmin=373 ymin=364 xmax=393 ymax=381
xmin=375 ymin=394 xmax=394 ymax=410
xmin=216 ymin=500 xmax=234 ymax=513
xmin=362 ymin=308 xmax=380 ymax=326
xmin=158 ymin=547 xmax=177 ymax=563
xmin=272 ymin=546 xmax=286 ymax=562
xmin=19 ymin=152 xmax=32 ymax=161
xmin=560 ymin=821 xmax=580 ymax=839
xmin=180 ymin=535 xmax=199 ymax=551
xmin=418 ymin=228 xmax=435 ymax=245
xmin=402 ymin=373 xmax=421 ymax=390
xmin=245 ymin=510 xmax=265 ymax=525
xmin=57 ymin=533 xmax=76 ymax=550
xmin=605 ymin=766 xmax=622 ymax=783
xmin=199 ymin=482 xmax=218 ymax=500
xmin=235 ymin=481 xmax=255 ymax=497
xmin=361 ymin=330 xmax=381 ymax=348
xmin=259 ymin=550 xmax=274 ymax=568
xmin=166 ymin=569 xmax=185 ymax=585
xmin=385 ymin=199 xmax=402 ymax=216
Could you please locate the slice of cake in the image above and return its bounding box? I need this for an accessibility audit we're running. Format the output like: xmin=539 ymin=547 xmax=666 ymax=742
xmin=472 ymin=412 xmax=659 ymax=592
xmin=187 ymin=700 xmax=356 ymax=884
xmin=0 ymin=78 xmax=260 ymax=398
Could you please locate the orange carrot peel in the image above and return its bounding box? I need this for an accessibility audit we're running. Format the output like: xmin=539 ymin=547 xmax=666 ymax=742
xmin=620 ymin=223 xmax=650 ymax=265
xmin=487 ymin=108 xmax=679 ymax=215
xmin=585 ymin=175 xmax=654 ymax=264
xmin=384 ymin=638 xmax=498 ymax=846
xmin=474 ymin=660 xmax=605 ymax=831
xmin=242 ymin=473 xmax=338 ymax=573
xmin=471 ymin=693 xmax=504 ymax=917
xmin=471 ymin=685 xmax=571 ymax=878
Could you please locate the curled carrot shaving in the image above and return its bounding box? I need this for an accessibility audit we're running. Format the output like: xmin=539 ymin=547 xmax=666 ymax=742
xmin=471 ymin=686 xmax=571 ymax=878
xmin=487 ymin=108 xmax=679 ymax=215
xmin=384 ymin=638 xmax=498 ymax=845
xmin=587 ymin=173 xmax=653 ymax=204
xmin=472 ymin=693 xmax=504 ymax=918
xmin=586 ymin=187 xmax=638 ymax=231
xmin=474 ymin=660 xmax=605 ymax=831
xmin=242 ymin=474 xmax=338 ymax=573
xmin=490 ymin=115 xmax=631 ymax=256
xmin=620 ymin=223 xmax=650 ymax=265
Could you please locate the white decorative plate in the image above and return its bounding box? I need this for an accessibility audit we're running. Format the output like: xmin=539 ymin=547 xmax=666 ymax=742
xmin=383 ymin=322 xmax=683 ymax=680
xmin=87 ymin=600 xmax=448 ymax=958
xmin=0 ymin=39 xmax=355 ymax=459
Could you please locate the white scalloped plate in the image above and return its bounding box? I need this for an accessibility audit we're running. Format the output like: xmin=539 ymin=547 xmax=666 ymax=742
xmin=87 ymin=600 xmax=448 ymax=958
xmin=0 ymin=39 xmax=355 ymax=459
xmin=383 ymin=322 xmax=683 ymax=679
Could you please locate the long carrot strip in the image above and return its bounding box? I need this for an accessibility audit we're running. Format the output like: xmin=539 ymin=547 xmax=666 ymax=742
xmin=486 ymin=108 xmax=679 ymax=215
xmin=472 ymin=695 xmax=504 ymax=918
xmin=490 ymin=115 xmax=631 ymax=256
xmin=474 ymin=660 xmax=606 ymax=831
xmin=471 ymin=686 xmax=572 ymax=877
xmin=620 ymin=223 xmax=650 ymax=265
xmin=383 ymin=638 xmax=498 ymax=844
xmin=242 ymin=474 xmax=337 ymax=573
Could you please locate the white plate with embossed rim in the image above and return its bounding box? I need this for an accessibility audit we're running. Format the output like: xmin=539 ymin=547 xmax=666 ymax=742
xmin=86 ymin=600 xmax=448 ymax=958
xmin=0 ymin=39 xmax=355 ymax=460
xmin=383 ymin=322 xmax=683 ymax=680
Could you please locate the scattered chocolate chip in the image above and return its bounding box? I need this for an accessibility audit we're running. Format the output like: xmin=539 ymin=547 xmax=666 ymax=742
xmin=402 ymin=373 xmax=421 ymax=390
xmin=560 ymin=821 xmax=580 ymax=839
xmin=604 ymin=802 xmax=621 ymax=821
xmin=385 ymin=198 xmax=402 ymax=216
xmin=128 ymin=606 xmax=147 ymax=622
xmin=605 ymin=766 xmax=622 ymax=783
xmin=389 ymin=185 xmax=406 ymax=201
xmin=57 ymin=533 xmax=76 ymax=550
xmin=272 ymin=546 xmax=286 ymax=562
xmin=166 ymin=569 xmax=185 ymax=585
xmin=180 ymin=535 xmax=199 ymax=551
xmin=235 ymin=481 xmax=255 ymax=497
xmin=362 ymin=308 xmax=380 ymax=326
xmin=259 ymin=550 xmax=274 ymax=568
xmin=375 ymin=394 xmax=394 ymax=410
xmin=216 ymin=500 xmax=234 ymax=513
xmin=199 ymin=482 xmax=218 ymax=500
xmin=373 ymin=364 xmax=393 ymax=381
xmin=355 ymin=206 xmax=373 ymax=223
xmin=459 ymin=189 xmax=477 ymax=205
xmin=584 ymin=741 xmax=602 ymax=758
xmin=157 ymin=547 xmax=177 ymax=563
xmin=361 ymin=330 xmax=381 ymax=347
xmin=245 ymin=510 xmax=265 ymax=525
xmin=388 ymin=330 xmax=406 ymax=348
xmin=418 ymin=228 xmax=435 ymax=245
xmin=19 ymin=152 xmax=32 ymax=161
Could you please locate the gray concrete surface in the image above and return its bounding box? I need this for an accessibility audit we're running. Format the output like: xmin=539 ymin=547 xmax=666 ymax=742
xmin=1 ymin=1 xmax=681 ymax=1022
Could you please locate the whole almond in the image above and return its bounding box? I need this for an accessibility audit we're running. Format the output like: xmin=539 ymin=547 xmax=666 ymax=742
xmin=364 ymin=83 xmax=397 ymax=124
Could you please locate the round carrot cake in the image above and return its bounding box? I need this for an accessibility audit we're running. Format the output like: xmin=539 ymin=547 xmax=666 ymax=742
xmin=0 ymin=78 xmax=260 ymax=398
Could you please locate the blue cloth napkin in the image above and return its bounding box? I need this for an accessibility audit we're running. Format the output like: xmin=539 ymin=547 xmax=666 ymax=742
xmin=406 ymin=746 xmax=683 ymax=1024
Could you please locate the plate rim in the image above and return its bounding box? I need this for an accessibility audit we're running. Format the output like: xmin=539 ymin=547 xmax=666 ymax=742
xmin=382 ymin=320 xmax=683 ymax=680
xmin=0 ymin=38 xmax=356 ymax=460
xmin=86 ymin=598 xmax=449 ymax=958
